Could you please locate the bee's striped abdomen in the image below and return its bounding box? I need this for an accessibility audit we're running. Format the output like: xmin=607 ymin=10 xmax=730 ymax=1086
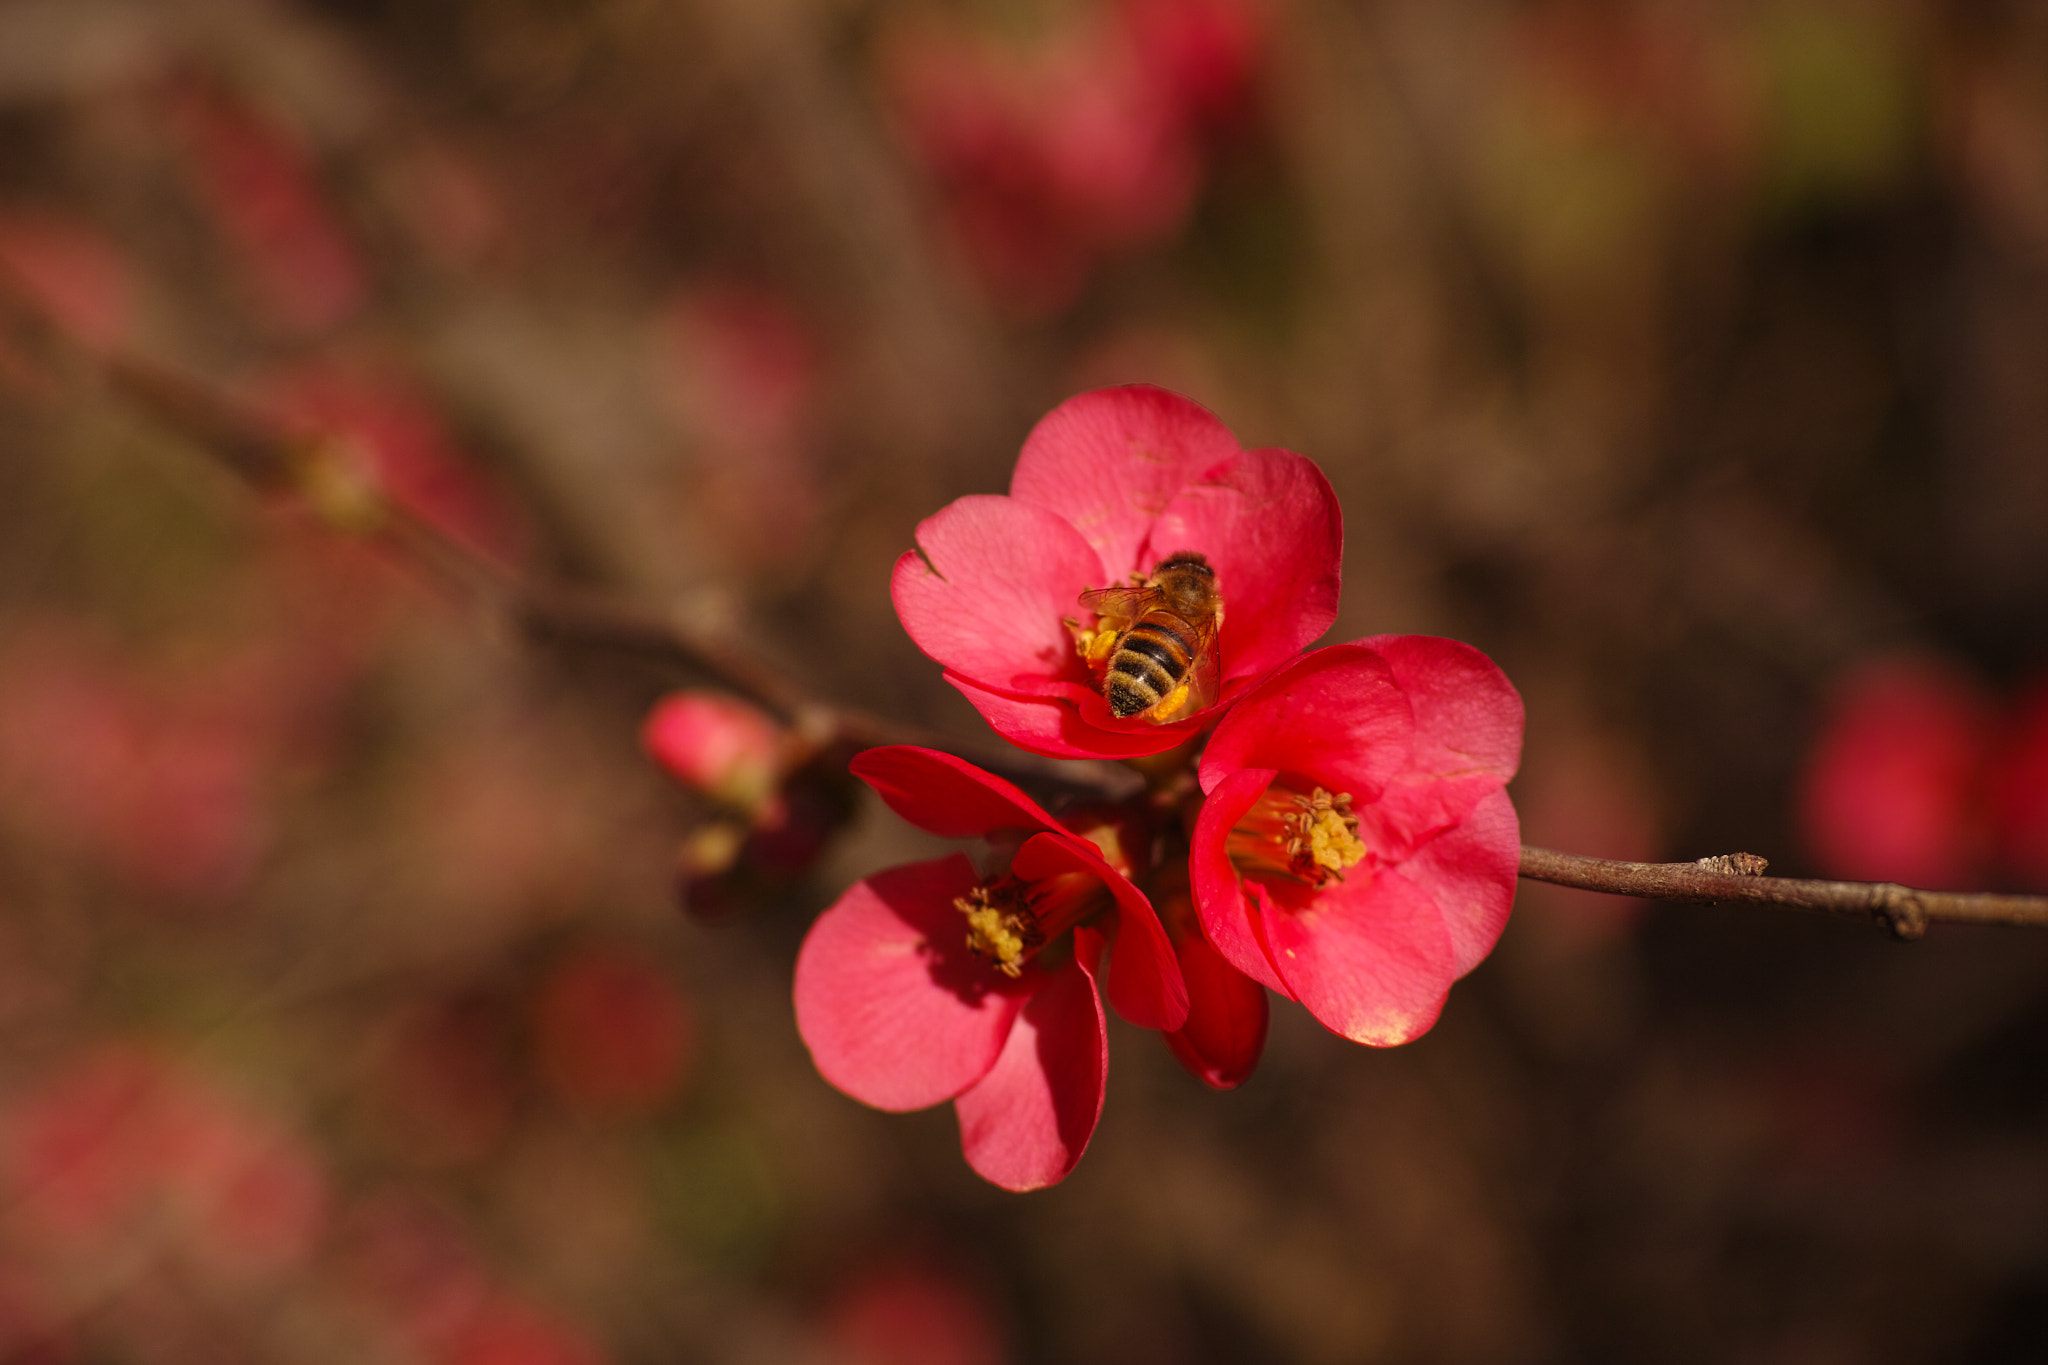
xmin=1106 ymin=614 xmax=1194 ymax=718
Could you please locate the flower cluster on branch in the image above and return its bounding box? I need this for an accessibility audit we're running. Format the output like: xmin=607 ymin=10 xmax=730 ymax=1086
xmin=772 ymin=386 xmax=1525 ymax=1190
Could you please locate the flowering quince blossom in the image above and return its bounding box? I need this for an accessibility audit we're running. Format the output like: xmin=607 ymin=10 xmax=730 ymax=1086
xmin=794 ymin=746 xmax=1188 ymax=1191
xmin=892 ymin=385 xmax=1341 ymax=760
xmin=1191 ymin=637 xmax=1524 ymax=1046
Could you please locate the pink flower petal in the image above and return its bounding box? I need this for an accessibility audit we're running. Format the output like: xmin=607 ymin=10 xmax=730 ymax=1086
xmin=1163 ymin=928 xmax=1268 ymax=1090
xmin=945 ymin=671 xmax=1208 ymax=760
xmin=953 ymin=934 xmax=1107 ymax=1191
xmin=1351 ymin=636 xmax=1524 ymax=860
xmin=1008 ymin=386 xmax=1241 ymax=580
xmin=1363 ymin=634 xmax=1523 ymax=781
xmin=1146 ymin=447 xmax=1341 ymax=685
xmin=1198 ymin=645 xmax=1414 ymax=803
xmin=851 ymin=746 xmax=1060 ymax=838
xmin=1011 ymin=832 xmax=1186 ymax=1031
xmin=1395 ymin=786 xmax=1521 ymax=979
xmin=1189 ymin=767 xmax=1291 ymax=994
xmin=892 ymin=495 xmax=1106 ymax=696
xmin=794 ymin=856 xmax=1030 ymax=1111
xmin=1258 ymin=868 xmax=1457 ymax=1047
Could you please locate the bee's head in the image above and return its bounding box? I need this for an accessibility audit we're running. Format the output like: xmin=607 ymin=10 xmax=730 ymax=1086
xmin=1153 ymin=551 xmax=1211 ymax=576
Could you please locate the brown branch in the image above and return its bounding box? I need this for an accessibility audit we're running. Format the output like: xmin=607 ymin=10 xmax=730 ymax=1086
xmin=1519 ymin=845 xmax=2048 ymax=940
xmin=0 ymin=268 xmax=1130 ymax=802
xmin=19 ymin=265 xmax=2048 ymax=927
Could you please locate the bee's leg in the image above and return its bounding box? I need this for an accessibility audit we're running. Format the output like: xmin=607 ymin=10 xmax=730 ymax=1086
xmin=1147 ymin=677 xmax=1197 ymax=724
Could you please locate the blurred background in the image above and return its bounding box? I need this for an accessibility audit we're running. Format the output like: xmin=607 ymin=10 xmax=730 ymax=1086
xmin=1 ymin=0 xmax=2046 ymax=1360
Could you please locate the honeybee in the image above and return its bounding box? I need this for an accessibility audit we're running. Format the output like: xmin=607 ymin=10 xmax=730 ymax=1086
xmin=1071 ymin=551 xmax=1223 ymax=722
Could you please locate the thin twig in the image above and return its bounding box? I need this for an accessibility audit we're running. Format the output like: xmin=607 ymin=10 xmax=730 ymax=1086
xmin=1519 ymin=845 xmax=2048 ymax=939
xmin=16 ymin=265 xmax=2048 ymax=927
xmin=0 ymin=268 xmax=1130 ymax=801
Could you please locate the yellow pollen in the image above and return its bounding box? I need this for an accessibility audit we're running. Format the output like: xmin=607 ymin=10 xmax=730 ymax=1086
xmin=1228 ymin=785 xmax=1370 ymax=887
xmin=1296 ymin=797 xmax=1367 ymax=879
xmin=954 ymin=881 xmax=1040 ymax=977
xmin=1063 ymin=617 xmax=1119 ymax=670
xmin=953 ymin=870 xmax=1111 ymax=976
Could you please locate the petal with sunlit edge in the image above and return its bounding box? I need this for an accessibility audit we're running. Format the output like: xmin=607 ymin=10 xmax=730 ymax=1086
xmin=1259 ymin=869 xmax=1456 ymax=1047
xmin=954 ymin=930 xmax=1108 ymax=1191
xmin=1163 ymin=927 xmax=1268 ymax=1090
xmin=892 ymin=495 xmax=1106 ymax=696
xmin=850 ymin=746 xmax=1060 ymax=839
xmin=1008 ymin=386 xmax=1242 ymax=580
xmin=1011 ymin=831 xmax=1186 ymax=1031
xmin=1146 ymin=446 xmax=1341 ymax=686
xmin=794 ymin=856 xmax=1030 ymax=1112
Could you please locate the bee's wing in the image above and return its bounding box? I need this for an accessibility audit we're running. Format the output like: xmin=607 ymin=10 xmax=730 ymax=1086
xmin=1147 ymin=618 xmax=1221 ymax=724
xmin=1077 ymin=584 xmax=1155 ymax=622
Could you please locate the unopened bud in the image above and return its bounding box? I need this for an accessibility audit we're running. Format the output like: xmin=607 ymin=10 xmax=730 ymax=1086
xmin=642 ymin=691 xmax=782 ymax=814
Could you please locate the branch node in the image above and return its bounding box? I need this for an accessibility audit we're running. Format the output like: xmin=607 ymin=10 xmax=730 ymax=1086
xmin=1875 ymin=887 xmax=1929 ymax=942
xmin=1694 ymin=852 xmax=1768 ymax=877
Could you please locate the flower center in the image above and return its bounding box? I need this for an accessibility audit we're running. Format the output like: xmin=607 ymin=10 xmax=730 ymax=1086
xmin=1226 ymin=784 xmax=1367 ymax=886
xmin=953 ymin=870 xmax=1111 ymax=977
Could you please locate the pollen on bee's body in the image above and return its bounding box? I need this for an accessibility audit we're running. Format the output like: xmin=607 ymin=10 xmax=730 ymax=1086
xmin=1065 ymin=616 xmax=1120 ymax=668
xmin=1227 ymin=785 xmax=1368 ymax=886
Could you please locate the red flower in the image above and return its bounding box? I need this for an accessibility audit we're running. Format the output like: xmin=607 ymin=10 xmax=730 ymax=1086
xmin=1190 ymin=638 xmax=1523 ymax=1045
xmin=0 ymin=209 xmax=135 ymax=351
xmin=892 ymin=386 xmax=1340 ymax=760
xmin=1156 ymin=886 xmax=1268 ymax=1089
xmin=1796 ymin=656 xmax=1992 ymax=890
xmin=821 ymin=1260 xmax=1008 ymax=1365
xmin=1990 ymin=678 xmax=2048 ymax=890
xmin=883 ymin=14 xmax=1198 ymax=314
xmin=1117 ymin=0 xmax=1268 ymax=134
xmin=881 ymin=1 xmax=1265 ymax=314
xmin=532 ymin=944 xmax=694 ymax=1119
xmin=166 ymin=79 xmax=366 ymax=338
xmin=2 ymin=1044 xmax=328 ymax=1281
xmin=260 ymin=361 xmax=528 ymax=565
xmin=794 ymin=747 xmax=1187 ymax=1190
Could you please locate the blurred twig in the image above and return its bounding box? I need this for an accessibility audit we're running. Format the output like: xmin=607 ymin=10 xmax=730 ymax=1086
xmin=1519 ymin=846 xmax=2048 ymax=939
xmin=13 ymin=263 xmax=2048 ymax=929
xmin=0 ymin=262 xmax=1129 ymax=801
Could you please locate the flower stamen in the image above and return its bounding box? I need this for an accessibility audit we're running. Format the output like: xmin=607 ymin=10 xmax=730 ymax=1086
xmin=954 ymin=870 xmax=1112 ymax=976
xmin=1226 ymin=785 xmax=1368 ymax=886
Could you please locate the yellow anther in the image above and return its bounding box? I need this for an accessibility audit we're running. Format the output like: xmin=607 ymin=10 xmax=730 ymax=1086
xmin=953 ymin=870 xmax=1110 ymax=977
xmin=1228 ymin=785 xmax=1370 ymax=887
xmin=954 ymin=881 xmax=1040 ymax=977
